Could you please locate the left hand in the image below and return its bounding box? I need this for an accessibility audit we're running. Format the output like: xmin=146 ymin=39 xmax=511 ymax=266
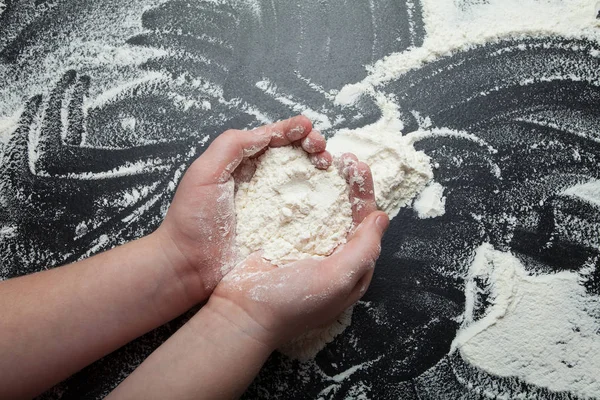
xmin=155 ymin=116 xmax=332 ymax=302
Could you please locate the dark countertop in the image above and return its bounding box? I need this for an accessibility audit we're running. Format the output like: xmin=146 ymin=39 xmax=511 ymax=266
xmin=0 ymin=1 xmax=599 ymax=399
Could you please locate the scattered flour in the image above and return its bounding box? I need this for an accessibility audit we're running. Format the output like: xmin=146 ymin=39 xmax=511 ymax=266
xmin=329 ymin=0 xmax=600 ymax=396
xmin=278 ymin=308 xmax=354 ymax=362
xmin=452 ymin=244 xmax=600 ymax=399
xmin=1 ymin=0 xmax=599 ymax=396
xmin=563 ymin=180 xmax=600 ymax=207
xmin=413 ymin=182 xmax=446 ymax=219
xmin=0 ymin=113 xmax=20 ymax=147
xmin=234 ymin=146 xmax=354 ymax=360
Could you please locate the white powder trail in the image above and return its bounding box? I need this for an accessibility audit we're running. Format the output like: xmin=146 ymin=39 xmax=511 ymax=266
xmin=255 ymin=79 xmax=333 ymax=130
xmin=335 ymin=0 xmax=599 ymax=105
xmin=563 ymin=180 xmax=600 ymax=207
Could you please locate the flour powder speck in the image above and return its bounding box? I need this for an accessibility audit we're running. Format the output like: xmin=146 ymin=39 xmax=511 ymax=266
xmin=413 ymin=182 xmax=446 ymax=219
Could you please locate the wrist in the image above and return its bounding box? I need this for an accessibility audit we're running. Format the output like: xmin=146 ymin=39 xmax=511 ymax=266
xmin=202 ymin=295 xmax=279 ymax=353
xmin=147 ymin=229 xmax=209 ymax=305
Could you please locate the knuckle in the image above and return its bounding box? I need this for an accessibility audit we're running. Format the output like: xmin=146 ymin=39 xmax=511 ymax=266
xmin=220 ymin=129 xmax=239 ymax=141
xmin=213 ymin=130 xmax=240 ymax=148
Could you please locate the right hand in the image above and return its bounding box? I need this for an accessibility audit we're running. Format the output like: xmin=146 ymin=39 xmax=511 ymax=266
xmin=206 ymin=156 xmax=389 ymax=350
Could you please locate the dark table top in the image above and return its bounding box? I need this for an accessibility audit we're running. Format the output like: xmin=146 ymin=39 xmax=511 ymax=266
xmin=1 ymin=1 xmax=599 ymax=399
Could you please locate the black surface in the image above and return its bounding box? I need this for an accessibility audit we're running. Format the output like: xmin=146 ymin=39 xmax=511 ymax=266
xmin=0 ymin=1 xmax=599 ymax=399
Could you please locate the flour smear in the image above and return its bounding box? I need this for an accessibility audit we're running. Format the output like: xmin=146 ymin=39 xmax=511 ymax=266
xmin=453 ymin=244 xmax=600 ymax=399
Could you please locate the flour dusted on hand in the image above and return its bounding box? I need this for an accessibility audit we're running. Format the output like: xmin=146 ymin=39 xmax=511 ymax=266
xmin=235 ymin=146 xmax=352 ymax=264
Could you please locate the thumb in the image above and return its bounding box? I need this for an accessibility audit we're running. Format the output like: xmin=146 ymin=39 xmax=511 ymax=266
xmin=193 ymin=129 xmax=271 ymax=185
xmin=325 ymin=211 xmax=389 ymax=285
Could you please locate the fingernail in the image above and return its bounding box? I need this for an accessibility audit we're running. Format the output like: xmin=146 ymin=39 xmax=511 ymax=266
xmin=376 ymin=214 xmax=389 ymax=233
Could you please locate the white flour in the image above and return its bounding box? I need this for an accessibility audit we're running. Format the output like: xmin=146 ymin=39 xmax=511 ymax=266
xmin=336 ymin=0 xmax=599 ymax=103
xmin=235 ymin=146 xmax=352 ymax=264
xmin=1 ymin=0 xmax=599 ymax=396
xmin=328 ymin=94 xmax=433 ymax=218
xmin=413 ymin=182 xmax=446 ymax=219
xmin=452 ymin=244 xmax=600 ymax=399
xmin=234 ymin=146 xmax=354 ymax=360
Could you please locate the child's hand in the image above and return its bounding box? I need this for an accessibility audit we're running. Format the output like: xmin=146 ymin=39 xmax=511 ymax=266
xmin=155 ymin=116 xmax=331 ymax=302
xmin=206 ymin=158 xmax=389 ymax=349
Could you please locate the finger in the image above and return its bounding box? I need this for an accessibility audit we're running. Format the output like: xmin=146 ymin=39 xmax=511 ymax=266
xmin=193 ymin=128 xmax=271 ymax=184
xmin=337 ymin=153 xmax=358 ymax=178
xmin=300 ymin=130 xmax=326 ymax=153
xmin=348 ymin=161 xmax=377 ymax=228
xmin=324 ymin=211 xmax=389 ymax=286
xmin=252 ymin=115 xmax=312 ymax=147
xmin=309 ymin=151 xmax=332 ymax=170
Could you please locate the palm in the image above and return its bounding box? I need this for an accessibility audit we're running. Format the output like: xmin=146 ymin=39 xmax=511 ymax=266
xmin=164 ymin=165 xmax=237 ymax=287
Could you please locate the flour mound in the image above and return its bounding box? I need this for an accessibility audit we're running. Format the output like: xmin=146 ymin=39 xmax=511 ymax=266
xmin=413 ymin=182 xmax=446 ymax=219
xmin=452 ymin=244 xmax=600 ymax=399
xmin=234 ymin=146 xmax=354 ymax=360
xmin=235 ymin=146 xmax=352 ymax=264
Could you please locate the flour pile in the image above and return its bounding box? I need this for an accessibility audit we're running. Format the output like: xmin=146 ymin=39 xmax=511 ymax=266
xmin=452 ymin=244 xmax=600 ymax=399
xmin=413 ymin=182 xmax=446 ymax=219
xmin=234 ymin=146 xmax=354 ymax=360
xmin=235 ymin=146 xmax=352 ymax=264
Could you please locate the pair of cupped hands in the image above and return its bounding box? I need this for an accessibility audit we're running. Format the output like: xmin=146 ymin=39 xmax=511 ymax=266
xmin=157 ymin=115 xmax=389 ymax=350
